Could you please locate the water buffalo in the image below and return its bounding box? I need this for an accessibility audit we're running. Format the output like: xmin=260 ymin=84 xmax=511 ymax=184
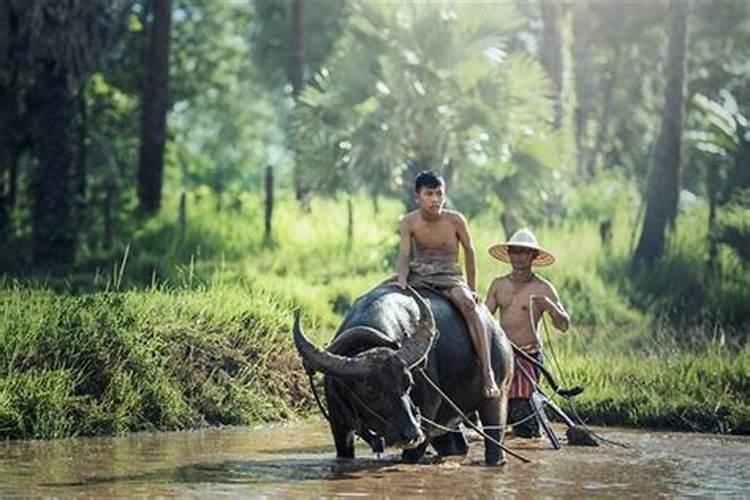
xmin=293 ymin=284 xmax=513 ymax=465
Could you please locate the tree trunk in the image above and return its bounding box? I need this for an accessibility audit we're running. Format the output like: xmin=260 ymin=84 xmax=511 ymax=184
xmin=29 ymin=65 xmax=77 ymax=267
xmin=264 ymin=165 xmax=274 ymax=242
xmin=8 ymin=146 xmax=18 ymax=212
xmin=500 ymin=212 xmax=518 ymax=240
xmin=137 ymin=0 xmax=172 ymax=215
xmin=0 ymin=24 xmax=17 ymax=238
xmin=0 ymin=84 xmax=11 ymax=237
xmin=705 ymin=160 xmax=719 ymax=281
xmin=178 ymin=190 xmax=187 ymax=241
xmin=104 ymin=176 xmax=116 ymax=252
xmin=586 ymin=46 xmax=621 ymax=176
xmin=0 ymin=0 xmax=8 ymax=68
xmin=572 ymin=1 xmax=591 ymax=175
xmin=74 ymin=88 xmax=88 ymax=234
xmin=632 ymin=0 xmax=689 ymax=267
xmin=290 ymin=0 xmax=305 ymax=97
xmin=290 ymin=0 xmax=307 ymax=204
xmin=540 ymin=0 xmax=564 ymax=129
xmin=371 ymin=182 xmax=380 ymax=215
xmin=346 ymin=193 xmax=353 ymax=252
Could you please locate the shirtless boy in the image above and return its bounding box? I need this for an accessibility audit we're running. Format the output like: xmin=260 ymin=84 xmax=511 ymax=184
xmin=396 ymin=170 xmax=501 ymax=399
xmin=485 ymin=228 xmax=569 ymax=436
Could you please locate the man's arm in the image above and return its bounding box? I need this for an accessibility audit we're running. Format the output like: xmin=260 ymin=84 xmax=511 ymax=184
xmin=396 ymin=216 xmax=412 ymax=288
xmin=485 ymin=279 xmax=500 ymax=315
xmin=454 ymin=213 xmax=477 ymax=293
xmin=532 ymin=283 xmax=570 ymax=331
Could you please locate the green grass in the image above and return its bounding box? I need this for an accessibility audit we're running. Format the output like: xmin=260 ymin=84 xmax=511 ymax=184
xmin=554 ymin=340 xmax=750 ymax=434
xmin=1 ymin=189 xmax=748 ymax=439
xmin=0 ymin=284 xmax=313 ymax=439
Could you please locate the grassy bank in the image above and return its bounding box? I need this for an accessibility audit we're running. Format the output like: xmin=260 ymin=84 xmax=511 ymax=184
xmin=1 ymin=191 xmax=748 ymax=439
xmin=552 ymin=326 xmax=750 ymax=434
xmin=0 ymin=285 xmax=313 ymax=439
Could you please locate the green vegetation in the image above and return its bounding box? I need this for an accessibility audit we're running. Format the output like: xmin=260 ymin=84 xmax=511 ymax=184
xmin=0 ymin=284 xmax=310 ymax=439
xmin=561 ymin=343 xmax=750 ymax=435
xmin=1 ymin=0 xmax=749 ymax=441
xmin=1 ymin=195 xmax=748 ymax=439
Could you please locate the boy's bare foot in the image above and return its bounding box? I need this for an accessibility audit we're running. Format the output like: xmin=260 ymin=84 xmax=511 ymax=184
xmin=482 ymin=380 xmax=502 ymax=399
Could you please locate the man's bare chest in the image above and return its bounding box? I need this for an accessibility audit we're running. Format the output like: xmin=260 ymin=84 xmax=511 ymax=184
xmin=498 ymin=282 xmax=536 ymax=314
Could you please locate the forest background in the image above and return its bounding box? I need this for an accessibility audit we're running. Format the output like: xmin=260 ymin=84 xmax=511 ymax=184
xmin=0 ymin=0 xmax=748 ymax=440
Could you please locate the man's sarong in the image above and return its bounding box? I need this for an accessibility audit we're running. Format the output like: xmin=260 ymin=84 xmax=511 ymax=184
xmin=510 ymin=355 xmax=539 ymax=399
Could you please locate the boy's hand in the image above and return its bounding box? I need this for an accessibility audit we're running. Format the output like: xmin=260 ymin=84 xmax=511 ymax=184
xmin=396 ymin=277 xmax=408 ymax=289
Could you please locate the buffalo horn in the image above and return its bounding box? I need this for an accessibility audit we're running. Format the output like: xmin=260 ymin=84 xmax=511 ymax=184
xmin=397 ymin=286 xmax=437 ymax=368
xmin=327 ymin=326 xmax=399 ymax=355
xmin=293 ymin=310 xmax=370 ymax=377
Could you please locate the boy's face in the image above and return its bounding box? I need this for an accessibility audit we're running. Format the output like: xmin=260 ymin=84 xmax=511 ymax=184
xmin=508 ymin=245 xmax=537 ymax=269
xmin=415 ymin=184 xmax=446 ymax=216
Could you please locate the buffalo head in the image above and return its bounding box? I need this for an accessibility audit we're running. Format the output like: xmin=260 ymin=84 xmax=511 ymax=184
xmin=293 ymin=286 xmax=436 ymax=450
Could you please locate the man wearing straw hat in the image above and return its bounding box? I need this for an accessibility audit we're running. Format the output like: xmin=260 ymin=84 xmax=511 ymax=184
xmin=485 ymin=228 xmax=570 ymax=437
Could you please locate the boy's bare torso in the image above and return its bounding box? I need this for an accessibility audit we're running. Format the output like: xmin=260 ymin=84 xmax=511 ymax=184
xmin=404 ymin=209 xmax=462 ymax=263
xmin=487 ymin=274 xmax=557 ymax=353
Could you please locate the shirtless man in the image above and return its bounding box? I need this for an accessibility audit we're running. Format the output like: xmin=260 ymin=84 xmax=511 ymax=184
xmin=485 ymin=228 xmax=569 ymax=436
xmin=396 ymin=170 xmax=501 ymax=399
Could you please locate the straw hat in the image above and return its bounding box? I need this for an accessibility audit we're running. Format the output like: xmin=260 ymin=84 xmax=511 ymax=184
xmin=488 ymin=228 xmax=555 ymax=267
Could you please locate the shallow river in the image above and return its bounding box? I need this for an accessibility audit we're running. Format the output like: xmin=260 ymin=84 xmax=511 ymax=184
xmin=1 ymin=420 xmax=748 ymax=498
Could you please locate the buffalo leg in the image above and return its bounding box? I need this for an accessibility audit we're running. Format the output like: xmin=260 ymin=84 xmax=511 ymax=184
xmin=479 ymin=398 xmax=507 ymax=466
xmin=329 ymin=417 xmax=355 ymax=458
xmin=401 ymin=441 xmax=429 ymax=463
xmin=432 ymin=431 xmax=468 ymax=456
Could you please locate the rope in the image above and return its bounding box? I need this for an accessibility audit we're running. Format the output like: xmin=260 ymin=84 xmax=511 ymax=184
xmin=308 ymin=373 xmax=392 ymax=453
xmin=422 ymin=411 xmax=538 ymax=433
xmin=540 ymin=313 xmax=570 ymax=389
xmin=417 ymin=369 xmax=530 ymax=463
xmin=535 ymin=311 xmax=588 ymax=430
xmin=420 ymin=416 xmax=461 ymax=433
xmin=347 ymin=384 xmax=400 ymax=432
xmin=535 ymin=314 xmax=630 ymax=448
xmin=530 ymin=294 xmax=570 ymax=390
xmin=309 ymin=374 xmax=331 ymax=423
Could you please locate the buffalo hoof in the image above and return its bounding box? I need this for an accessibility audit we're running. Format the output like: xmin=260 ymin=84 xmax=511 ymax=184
xmin=432 ymin=432 xmax=468 ymax=457
xmin=485 ymin=449 xmax=506 ymax=466
xmin=401 ymin=442 xmax=428 ymax=463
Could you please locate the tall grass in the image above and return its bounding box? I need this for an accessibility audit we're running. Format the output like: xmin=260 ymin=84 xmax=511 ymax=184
xmin=1 ymin=189 xmax=748 ymax=438
xmin=557 ymin=341 xmax=750 ymax=434
xmin=0 ymin=284 xmax=311 ymax=439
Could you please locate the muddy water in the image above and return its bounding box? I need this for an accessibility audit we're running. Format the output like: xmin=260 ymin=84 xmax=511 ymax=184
xmin=0 ymin=420 xmax=748 ymax=498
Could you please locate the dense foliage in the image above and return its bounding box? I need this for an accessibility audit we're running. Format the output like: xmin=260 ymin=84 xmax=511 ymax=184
xmin=0 ymin=0 xmax=748 ymax=438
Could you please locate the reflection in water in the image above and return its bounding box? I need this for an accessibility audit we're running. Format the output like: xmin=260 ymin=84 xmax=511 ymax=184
xmin=0 ymin=420 xmax=748 ymax=498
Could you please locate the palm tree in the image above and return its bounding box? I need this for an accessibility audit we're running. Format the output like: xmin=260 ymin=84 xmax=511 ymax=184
xmin=292 ymin=1 xmax=558 ymax=223
xmin=688 ymin=92 xmax=750 ymax=272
